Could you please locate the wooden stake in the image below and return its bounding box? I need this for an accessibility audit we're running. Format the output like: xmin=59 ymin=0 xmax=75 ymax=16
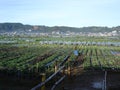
xmin=41 ymin=73 xmax=46 ymax=90
xmin=55 ymin=61 xmax=58 ymax=73
xmin=67 ymin=60 xmax=71 ymax=76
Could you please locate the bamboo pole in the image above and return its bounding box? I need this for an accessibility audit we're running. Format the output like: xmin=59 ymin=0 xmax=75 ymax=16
xmin=31 ymin=66 xmax=65 ymax=90
xmin=41 ymin=73 xmax=46 ymax=90
xmin=51 ymin=75 xmax=66 ymax=90
xmin=55 ymin=61 xmax=58 ymax=73
xmin=67 ymin=59 xmax=71 ymax=76
xmin=104 ymin=71 xmax=107 ymax=90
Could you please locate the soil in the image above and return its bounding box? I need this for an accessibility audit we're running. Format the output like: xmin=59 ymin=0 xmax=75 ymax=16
xmin=56 ymin=70 xmax=120 ymax=90
xmin=0 ymin=74 xmax=40 ymax=90
xmin=1 ymin=70 xmax=119 ymax=90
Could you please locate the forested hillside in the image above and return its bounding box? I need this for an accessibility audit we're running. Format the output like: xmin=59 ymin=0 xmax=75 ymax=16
xmin=0 ymin=23 xmax=120 ymax=33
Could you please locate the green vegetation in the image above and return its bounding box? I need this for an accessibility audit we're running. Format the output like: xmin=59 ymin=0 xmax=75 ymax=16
xmin=0 ymin=35 xmax=120 ymax=77
xmin=0 ymin=35 xmax=120 ymax=90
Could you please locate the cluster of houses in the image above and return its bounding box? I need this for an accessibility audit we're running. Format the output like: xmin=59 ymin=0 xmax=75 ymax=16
xmin=0 ymin=30 xmax=119 ymax=37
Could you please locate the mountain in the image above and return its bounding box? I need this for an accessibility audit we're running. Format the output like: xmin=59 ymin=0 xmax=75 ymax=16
xmin=0 ymin=23 xmax=120 ymax=34
xmin=0 ymin=23 xmax=31 ymax=32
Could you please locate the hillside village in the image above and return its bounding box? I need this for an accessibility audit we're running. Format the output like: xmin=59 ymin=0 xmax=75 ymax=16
xmin=0 ymin=30 xmax=119 ymax=37
xmin=0 ymin=23 xmax=120 ymax=36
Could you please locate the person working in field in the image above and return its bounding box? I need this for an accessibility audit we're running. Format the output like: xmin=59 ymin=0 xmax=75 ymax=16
xmin=73 ymin=46 xmax=79 ymax=65
xmin=74 ymin=46 xmax=79 ymax=56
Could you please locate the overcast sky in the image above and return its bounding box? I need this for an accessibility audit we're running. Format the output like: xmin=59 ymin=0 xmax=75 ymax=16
xmin=0 ymin=0 xmax=120 ymax=27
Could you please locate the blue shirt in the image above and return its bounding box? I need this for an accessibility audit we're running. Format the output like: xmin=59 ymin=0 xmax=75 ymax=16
xmin=74 ymin=50 xmax=79 ymax=56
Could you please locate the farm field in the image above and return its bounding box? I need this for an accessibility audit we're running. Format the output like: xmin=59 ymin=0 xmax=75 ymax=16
xmin=0 ymin=35 xmax=120 ymax=90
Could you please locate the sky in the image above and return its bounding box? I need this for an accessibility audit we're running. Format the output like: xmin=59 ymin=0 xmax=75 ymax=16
xmin=0 ymin=0 xmax=120 ymax=27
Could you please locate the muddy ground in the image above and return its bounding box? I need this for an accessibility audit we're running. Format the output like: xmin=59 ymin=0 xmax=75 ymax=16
xmin=0 ymin=74 xmax=40 ymax=90
xmin=0 ymin=70 xmax=120 ymax=90
xmin=56 ymin=70 xmax=120 ymax=90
